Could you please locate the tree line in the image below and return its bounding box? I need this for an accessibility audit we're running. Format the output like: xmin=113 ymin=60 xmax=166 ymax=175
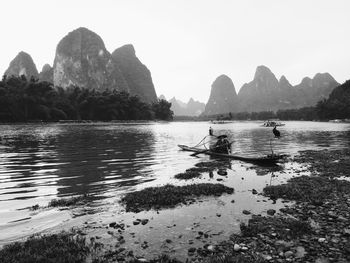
xmin=0 ymin=75 xmax=173 ymax=122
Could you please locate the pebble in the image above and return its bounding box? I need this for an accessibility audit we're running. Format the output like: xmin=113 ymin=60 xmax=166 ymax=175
xmin=264 ymin=255 xmax=273 ymax=260
xmin=207 ymin=245 xmax=214 ymax=251
xmin=343 ymin=228 xmax=350 ymax=236
xmin=141 ymin=219 xmax=149 ymax=225
xmin=233 ymin=244 xmax=241 ymax=251
xmin=242 ymin=210 xmax=251 ymax=215
xmin=188 ymin=247 xmax=196 ymax=253
xmin=284 ymin=251 xmax=294 ymax=258
xmin=267 ymin=209 xmax=276 ymax=216
xmin=109 ymin=222 xmax=117 ymax=228
xmin=295 ymin=246 xmax=306 ymax=258
xmin=318 ymin=237 xmax=326 ymax=243
xmin=218 ymin=169 xmax=228 ymax=176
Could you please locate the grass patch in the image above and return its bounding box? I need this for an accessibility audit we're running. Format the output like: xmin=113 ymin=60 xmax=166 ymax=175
xmin=0 ymin=232 xmax=89 ymax=263
xmin=186 ymin=166 xmax=213 ymax=173
xmin=121 ymin=183 xmax=234 ymax=212
xmin=174 ymin=171 xmax=201 ymax=180
xmin=195 ymin=161 xmax=226 ymax=169
xmin=263 ymin=175 xmax=350 ymax=204
xmin=174 ymin=163 xmax=219 ymax=180
xmin=29 ymin=204 xmax=40 ymax=211
xmin=48 ymin=194 xmax=92 ymax=207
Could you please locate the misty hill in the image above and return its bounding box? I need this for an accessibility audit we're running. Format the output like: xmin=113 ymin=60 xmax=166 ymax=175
xmin=53 ymin=28 xmax=157 ymax=103
xmin=238 ymin=66 xmax=279 ymax=112
xmin=3 ymin=27 xmax=158 ymax=104
xmin=203 ymin=75 xmax=238 ymax=115
xmin=204 ymin=66 xmax=339 ymax=115
xmin=112 ymin=44 xmax=157 ymax=103
xmin=39 ymin=64 xmax=53 ymax=83
xmin=238 ymin=66 xmax=339 ymax=112
xmin=168 ymin=97 xmax=205 ymax=116
xmin=4 ymin=51 xmax=39 ymax=79
xmin=294 ymin=73 xmax=339 ymax=108
xmin=53 ymin=27 xmax=130 ymax=93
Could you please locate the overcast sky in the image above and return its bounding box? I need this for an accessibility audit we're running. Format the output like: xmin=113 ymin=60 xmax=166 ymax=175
xmin=0 ymin=0 xmax=349 ymax=102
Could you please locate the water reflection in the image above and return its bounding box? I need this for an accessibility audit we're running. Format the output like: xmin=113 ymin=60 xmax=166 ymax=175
xmin=0 ymin=121 xmax=349 ymax=222
xmin=54 ymin=125 xmax=157 ymax=197
xmin=0 ymin=124 xmax=158 ymax=215
xmin=0 ymin=126 xmax=61 ymax=203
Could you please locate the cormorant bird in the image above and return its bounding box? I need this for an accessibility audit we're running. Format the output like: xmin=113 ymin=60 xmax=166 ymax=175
xmin=273 ymin=126 xmax=280 ymax=138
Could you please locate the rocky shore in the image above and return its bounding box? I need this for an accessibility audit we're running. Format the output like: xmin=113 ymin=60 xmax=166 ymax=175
xmin=1 ymin=149 xmax=349 ymax=262
xmin=196 ymin=149 xmax=350 ymax=263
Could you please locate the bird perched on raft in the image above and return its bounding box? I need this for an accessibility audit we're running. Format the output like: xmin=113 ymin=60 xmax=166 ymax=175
xmin=273 ymin=126 xmax=280 ymax=138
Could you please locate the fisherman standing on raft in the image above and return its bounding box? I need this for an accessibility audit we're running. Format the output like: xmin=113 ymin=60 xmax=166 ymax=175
xmin=209 ymin=126 xmax=213 ymax=136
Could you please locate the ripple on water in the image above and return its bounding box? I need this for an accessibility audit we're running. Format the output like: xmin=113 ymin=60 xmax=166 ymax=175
xmin=0 ymin=121 xmax=349 ymax=245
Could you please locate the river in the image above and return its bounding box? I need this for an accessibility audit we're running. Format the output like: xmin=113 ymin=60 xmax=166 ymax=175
xmin=0 ymin=121 xmax=349 ymax=258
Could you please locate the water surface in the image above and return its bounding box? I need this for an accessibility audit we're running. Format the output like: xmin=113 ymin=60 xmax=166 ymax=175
xmin=0 ymin=121 xmax=349 ymax=257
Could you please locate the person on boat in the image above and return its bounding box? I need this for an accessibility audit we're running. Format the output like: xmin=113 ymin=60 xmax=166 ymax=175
xmin=212 ymin=135 xmax=231 ymax=154
xmin=209 ymin=126 xmax=213 ymax=136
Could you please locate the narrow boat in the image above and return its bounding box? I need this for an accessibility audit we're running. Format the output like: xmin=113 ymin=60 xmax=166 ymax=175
xmin=210 ymin=120 xmax=234 ymax=124
xmin=178 ymin=144 xmax=285 ymax=164
xmin=262 ymin=120 xmax=285 ymax=127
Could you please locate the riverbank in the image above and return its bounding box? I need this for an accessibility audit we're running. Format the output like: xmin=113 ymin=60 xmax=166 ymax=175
xmin=1 ymin=148 xmax=349 ymax=262
xmin=197 ymin=148 xmax=350 ymax=262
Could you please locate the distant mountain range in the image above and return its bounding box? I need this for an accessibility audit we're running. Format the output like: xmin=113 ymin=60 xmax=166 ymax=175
xmin=4 ymin=27 xmax=157 ymax=104
xmin=160 ymin=96 xmax=205 ymax=116
xmin=3 ymin=32 xmax=340 ymax=115
xmin=159 ymin=66 xmax=339 ymax=116
xmin=203 ymin=65 xmax=339 ymax=115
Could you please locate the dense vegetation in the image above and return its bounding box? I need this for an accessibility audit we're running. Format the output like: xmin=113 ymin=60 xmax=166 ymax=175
xmin=0 ymin=75 xmax=173 ymax=122
xmin=316 ymin=80 xmax=350 ymax=120
xmin=0 ymin=232 xmax=89 ymax=263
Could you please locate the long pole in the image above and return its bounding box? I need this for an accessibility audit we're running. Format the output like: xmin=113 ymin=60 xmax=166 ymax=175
xmin=269 ymin=139 xmax=274 ymax=156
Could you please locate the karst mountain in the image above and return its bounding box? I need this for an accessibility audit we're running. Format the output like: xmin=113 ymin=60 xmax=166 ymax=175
xmin=4 ymin=27 xmax=157 ymax=104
